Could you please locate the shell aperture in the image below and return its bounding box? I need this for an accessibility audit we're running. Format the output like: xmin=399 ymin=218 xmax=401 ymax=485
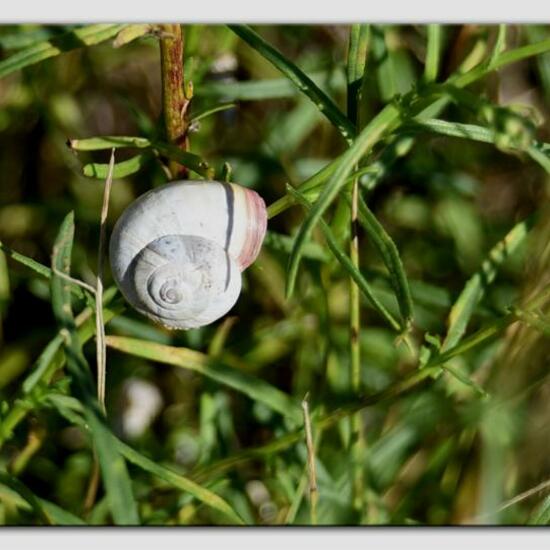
xmin=109 ymin=180 xmax=267 ymax=330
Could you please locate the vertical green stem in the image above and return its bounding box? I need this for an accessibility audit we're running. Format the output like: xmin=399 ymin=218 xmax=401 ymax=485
xmin=349 ymin=178 xmax=365 ymax=516
xmin=159 ymin=24 xmax=191 ymax=179
xmin=346 ymin=24 xmax=368 ymax=520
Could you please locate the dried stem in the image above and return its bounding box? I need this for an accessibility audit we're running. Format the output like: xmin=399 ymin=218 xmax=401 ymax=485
xmin=159 ymin=23 xmax=191 ymax=179
xmin=96 ymin=149 xmax=115 ymax=412
xmin=301 ymin=393 xmax=318 ymax=525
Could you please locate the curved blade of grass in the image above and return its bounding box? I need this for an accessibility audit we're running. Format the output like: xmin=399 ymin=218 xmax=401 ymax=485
xmin=105 ymin=335 xmax=302 ymax=423
xmin=83 ymin=153 xmax=150 ymax=179
xmin=286 ymin=103 xmax=401 ymax=298
xmin=356 ymin=194 xmax=413 ymax=328
xmin=424 ymin=25 xmax=442 ymax=83
xmin=118 ymin=441 xmax=245 ymax=524
xmin=51 ymin=212 xmax=139 ymax=525
xmin=452 ymin=37 xmax=550 ymax=88
xmin=441 ymin=216 xmax=535 ymax=351
xmin=43 ymin=392 xmax=245 ymax=524
xmin=190 ymin=103 xmax=236 ymax=124
xmin=0 ymin=470 xmax=51 ymax=524
xmin=286 ymin=186 xmax=401 ymax=331
xmin=228 ymin=25 xmax=355 ymax=142
xmin=0 ymin=24 xmax=126 ymax=79
xmin=489 ymin=25 xmax=507 ymax=68
xmin=0 ymin=469 xmax=87 ymax=525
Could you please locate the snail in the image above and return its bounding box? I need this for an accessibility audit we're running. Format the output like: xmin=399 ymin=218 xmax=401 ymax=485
xmin=109 ymin=180 xmax=267 ymax=330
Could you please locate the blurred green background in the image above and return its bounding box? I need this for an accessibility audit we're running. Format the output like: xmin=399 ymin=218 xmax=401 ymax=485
xmin=0 ymin=24 xmax=549 ymax=526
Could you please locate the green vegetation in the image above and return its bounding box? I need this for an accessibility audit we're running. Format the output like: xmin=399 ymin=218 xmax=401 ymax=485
xmin=0 ymin=23 xmax=549 ymax=525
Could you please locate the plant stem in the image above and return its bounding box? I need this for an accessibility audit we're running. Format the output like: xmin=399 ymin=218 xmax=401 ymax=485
xmin=159 ymin=24 xmax=190 ymax=179
xmin=301 ymin=395 xmax=318 ymax=525
xmin=349 ymin=177 xmax=365 ymax=518
xmin=95 ymin=149 xmax=115 ymax=412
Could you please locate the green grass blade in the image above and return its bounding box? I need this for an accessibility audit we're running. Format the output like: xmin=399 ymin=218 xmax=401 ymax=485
xmin=424 ymin=25 xmax=442 ymax=83
xmin=285 ymin=103 xmax=401 ymax=298
xmin=198 ymin=70 xmax=346 ymax=101
xmin=229 ymin=25 xmax=355 ymax=141
xmin=347 ymin=24 xmax=370 ymax=122
xmin=69 ymin=136 xmax=212 ymax=178
xmin=442 ymin=216 xmax=534 ymax=351
xmin=42 ymin=391 xmax=246 ymax=524
xmin=83 ymin=154 xmax=151 ymax=179
xmin=117 ymin=441 xmax=246 ymax=525
xmin=38 ymin=498 xmax=87 ymax=525
xmin=0 ymin=24 xmax=126 ymax=79
xmin=190 ymin=103 xmax=236 ymax=124
xmin=153 ymin=142 xmax=214 ymax=178
xmin=453 ymin=37 xmax=550 ymax=88
xmin=530 ymin=493 xmax=550 ymax=524
xmin=50 ymin=212 xmax=139 ymax=525
xmin=0 ymin=240 xmax=51 ymax=279
xmin=0 ymin=470 xmax=51 ymax=524
xmin=69 ymin=136 xmax=151 ymax=150
xmin=105 ymin=335 xmax=302 ymax=423
xmin=356 ymin=195 xmax=413 ymax=328
xmin=0 ymin=469 xmax=85 ymax=524
xmin=0 ymin=240 xmax=85 ymax=300
xmin=287 ymin=186 xmax=401 ymax=331
xmin=489 ymin=25 xmax=507 ymax=68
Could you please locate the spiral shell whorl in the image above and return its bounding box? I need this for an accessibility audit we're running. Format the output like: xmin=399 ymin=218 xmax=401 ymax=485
xmin=130 ymin=235 xmax=241 ymax=330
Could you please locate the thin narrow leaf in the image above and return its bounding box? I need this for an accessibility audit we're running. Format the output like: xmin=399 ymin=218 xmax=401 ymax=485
xmin=530 ymin=493 xmax=550 ymax=524
xmin=442 ymin=216 xmax=534 ymax=351
xmin=0 ymin=470 xmax=50 ymax=524
xmin=489 ymin=25 xmax=507 ymax=68
xmin=190 ymin=103 xmax=236 ymax=124
xmin=83 ymin=153 xmax=150 ymax=179
xmin=44 ymin=393 xmax=245 ymax=524
xmin=105 ymin=335 xmax=302 ymax=423
xmin=229 ymin=25 xmax=355 ymax=142
xmin=0 ymin=240 xmax=85 ymax=300
xmin=199 ymin=70 xmax=347 ymax=101
xmin=408 ymin=118 xmax=550 ymax=174
xmin=347 ymin=24 xmax=370 ymax=122
xmin=113 ymin=24 xmax=153 ymax=48
xmin=50 ymin=212 xmax=139 ymax=525
xmin=286 ymin=186 xmax=401 ymax=331
xmin=453 ymin=37 xmax=550 ymax=88
xmin=69 ymin=135 xmax=212 ymax=178
xmin=424 ymin=25 xmax=442 ymax=82
xmin=69 ymin=136 xmax=151 ymax=150
xmin=0 ymin=24 xmax=126 ymax=79
xmin=286 ymin=103 xmax=401 ymax=298
xmin=0 ymin=240 xmax=55 ymax=280
xmin=118 ymin=441 xmax=245 ymax=524
xmin=153 ymin=142 xmax=214 ymax=178
xmin=356 ymin=194 xmax=413 ymax=328
xmin=0 ymin=470 xmax=86 ymax=524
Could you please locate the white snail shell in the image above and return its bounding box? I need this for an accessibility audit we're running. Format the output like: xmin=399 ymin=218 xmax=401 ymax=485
xmin=109 ymin=180 xmax=267 ymax=330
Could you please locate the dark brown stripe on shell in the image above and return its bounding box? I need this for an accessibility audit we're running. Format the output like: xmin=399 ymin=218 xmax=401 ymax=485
xmin=222 ymin=182 xmax=235 ymax=290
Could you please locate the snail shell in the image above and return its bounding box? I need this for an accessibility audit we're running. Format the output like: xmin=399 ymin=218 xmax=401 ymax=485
xmin=109 ymin=180 xmax=267 ymax=330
